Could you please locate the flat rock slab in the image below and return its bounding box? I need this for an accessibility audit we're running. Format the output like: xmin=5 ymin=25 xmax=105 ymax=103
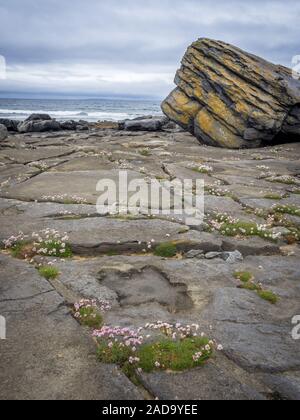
xmin=221 ymin=237 xmax=280 ymax=257
xmin=50 ymin=255 xmax=236 ymax=327
xmin=204 ymin=288 xmax=300 ymax=373
xmin=240 ymin=197 xmax=300 ymax=211
xmin=0 ymin=204 xmax=222 ymax=255
xmin=1 ymin=128 xmax=300 ymax=400
xmin=50 ymin=156 xmax=116 ymax=172
xmin=0 ymin=147 xmax=75 ymax=164
xmin=0 ymin=164 xmax=40 ymax=187
xmin=2 ymin=169 xmax=155 ymax=206
xmin=260 ymin=373 xmax=300 ymax=400
xmin=0 ymin=254 xmax=142 ymax=400
xmin=139 ymin=361 xmax=266 ymax=400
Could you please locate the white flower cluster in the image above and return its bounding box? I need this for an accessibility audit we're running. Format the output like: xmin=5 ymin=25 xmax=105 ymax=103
xmin=41 ymin=194 xmax=88 ymax=204
xmin=3 ymin=229 xmax=70 ymax=258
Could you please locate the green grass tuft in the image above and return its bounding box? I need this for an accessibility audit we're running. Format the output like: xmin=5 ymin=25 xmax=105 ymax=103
xmin=11 ymin=241 xmax=32 ymax=259
xmin=40 ymin=240 xmax=73 ymax=258
xmin=218 ymin=220 xmax=276 ymax=241
xmin=38 ymin=266 xmax=60 ymax=280
xmin=234 ymin=271 xmax=278 ymax=304
xmin=240 ymin=282 xmax=261 ymax=292
xmin=264 ymin=194 xmax=283 ymax=200
xmin=257 ymin=290 xmax=278 ymax=304
xmin=154 ymin=242 xmax=177 ymax=258
xmin=137 ymin=337 xmax=211 ymax=372
xmin=273 ymin=205 xmax=300 ymax=217
xmin=234 ymin=271 xmax=254 ymax=283
xmin=78 ymin=307 xmax=103 ymax=328
xmin=192 ymin=167 xmax=212 ymax=174
xmin=139 ymin=149 xmax=151 ymax=157
xmin=11 ymin=240 xmax=72 ymax=259
xmin=98 ymin=337 xmax=212 ymax=374
xmin=97 ymin=342 xmax=132 ymax=365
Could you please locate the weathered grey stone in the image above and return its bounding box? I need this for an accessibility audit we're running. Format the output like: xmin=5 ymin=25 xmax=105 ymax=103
xmin=221 ymin=250 xmax=244 ymax=263
xmin=77 ymin=124 xmax=89 ymax=131
xmin=1 ymin=120 xmax=300 ymax=400
xmin=0 ymin=146 xmax=74 ymax=164
xmin=0 ymin=124 xmax=8 ymax=141
xmin=260 ymin=373 xmax=300 ymax=400
xmin=162 ymin=38 xmax=300 ymax=148
xmin=185 ymin=249 xmax=204 ymax=259
xmin=0 ymin=254 xmax=142 ymax=400
xmin=205 ymin=288 xmax=300 ymax=373
xmin=0 ymin=119 xmax=20 ymax=131
xmin=139 ymin=362 xmax=266 ymax=400
xmin=25 ymin=113 xmax=52 ymax=122
xmin=60 ymin=120 xmax=78 ymax=130
xmin=222 ymin=237 xmax=280 ymax=257
xmin=124 ymin=118 xmax=165 ymax=132
xmin=18 ymin=119 xmax=61 ymax=133
xmin=205 ymin=251 xmax=222 ymax=259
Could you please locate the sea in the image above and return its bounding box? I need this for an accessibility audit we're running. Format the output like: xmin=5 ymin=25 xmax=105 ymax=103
xmin=0 ymin=98 xmax=163 ymax=122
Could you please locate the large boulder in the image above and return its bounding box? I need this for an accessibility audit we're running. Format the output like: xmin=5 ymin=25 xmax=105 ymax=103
xmin=122 ymin=116 xmax=169 ymax=132
xmin=17 ymin=113 xmax=62 ymax=133
xmin=60 ymin=120 xmax=78 ymax=130
xmin=0 ymin=119 xmax=20 ymax=132
xmin=25 ymin=113 xmax=52 ymax=122
xmin=60 ymin=120 xmax=89 ymax=131
xmin=162 ymin=38 xmax=300 ymax=148
xmin=18 ymin=119 xmax=61 ymax=133
xmin=0 ymin=124 xmax=8 ymax=141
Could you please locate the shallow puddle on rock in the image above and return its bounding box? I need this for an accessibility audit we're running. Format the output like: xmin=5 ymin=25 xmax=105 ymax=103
xmin=97 ymin=266 xmax=193 ymax=314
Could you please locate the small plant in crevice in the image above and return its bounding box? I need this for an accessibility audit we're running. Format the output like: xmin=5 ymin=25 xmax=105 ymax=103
xmin=192 ymin=164 xmax=213 ymax=175
xmin=256 ymin=290 xmax=278 ymax=305
xmin=73 ymin=299 xmax=111 ymax=329
xmin=207 ymin=213 xmax=280 ymax=241
xmin=93 ymin=322 xmax=223 ymax=381
xmin=205 ymin=186 xmax=235 ymax=199
xmin=28 ymin=161 xmax=49 ymax=172
xmin=272 ymin=204 xmax=300 ymax=217
xmin=283 ymin=228 xmax=300 ymax=244
xmin=234 ymin=272 xmax=278 ymax=304
xmin=139 ymin=148 xmax=151 ymax=157
xmin=266 ymin=175 xmax=298 ymax=186
xmin=41 ymin=194 xmax=88 ymax=204
xmin=263 ymin=193 xmax=283 ymax=200
xmin=38 ymin=265 xmax=60 ymax=280
xmin=234 ymin=271 xmax=254 ymax=283
xmin=154 ymin=242 xmax=178 ymax=258
xmin=3 ymin=229 xmax=72 ymax=260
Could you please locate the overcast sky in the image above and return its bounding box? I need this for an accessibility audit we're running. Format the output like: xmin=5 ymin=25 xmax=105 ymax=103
xmin=0 ymin=0 xmax=299 ymax=99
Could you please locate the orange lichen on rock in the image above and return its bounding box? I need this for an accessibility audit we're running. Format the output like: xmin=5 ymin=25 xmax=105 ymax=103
xmin=162 ymin=38 xmax=300 ymax=148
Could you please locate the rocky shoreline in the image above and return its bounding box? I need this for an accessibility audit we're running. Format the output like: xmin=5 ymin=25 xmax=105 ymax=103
xmin=1 ymin=39 xmax=300 ymax=402
xmin=0 ymin=114 xmax=300 ymax=400
xmin=0 ymin=113 xmax=173 ymax=136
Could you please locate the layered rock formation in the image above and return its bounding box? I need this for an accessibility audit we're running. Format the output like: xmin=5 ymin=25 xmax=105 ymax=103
xmin=162 ymin=38 xmax=300 ymax=148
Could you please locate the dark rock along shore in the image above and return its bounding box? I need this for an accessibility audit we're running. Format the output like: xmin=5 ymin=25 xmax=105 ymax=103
xmin=1 ymin=42 xmax=300 ymax=401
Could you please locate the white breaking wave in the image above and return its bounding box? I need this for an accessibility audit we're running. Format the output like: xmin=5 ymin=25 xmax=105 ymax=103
xmin=0 ymin=108 xmax=137 ymax=122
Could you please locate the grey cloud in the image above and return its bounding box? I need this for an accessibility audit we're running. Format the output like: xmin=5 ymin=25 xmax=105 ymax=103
xmin=0 ymin=0 xmax=299 ymax=98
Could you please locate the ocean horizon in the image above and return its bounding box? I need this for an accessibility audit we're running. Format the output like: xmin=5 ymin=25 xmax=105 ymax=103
xmin=0 ymin=98 xmax=163 ymax=122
